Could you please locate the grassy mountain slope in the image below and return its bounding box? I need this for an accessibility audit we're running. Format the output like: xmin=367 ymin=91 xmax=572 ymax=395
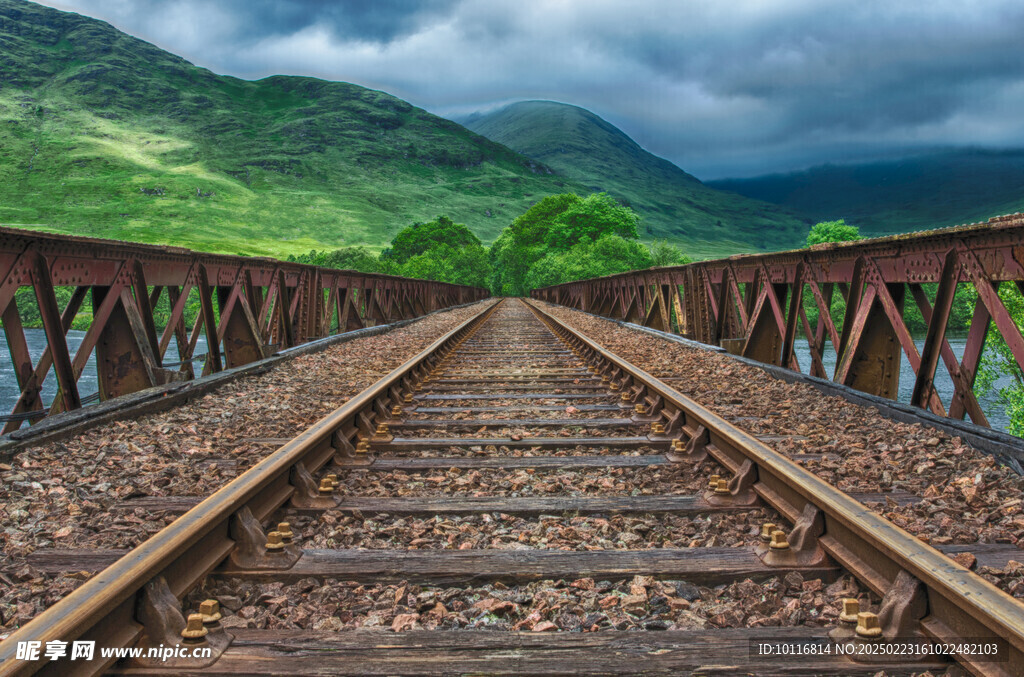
xmin=0 ymin=0 xmax=582 ymax=256
xmin=708 ymin=149 xmax=1024 ymax=236
xmin=462 ymin=100 xmax=809 ymax=258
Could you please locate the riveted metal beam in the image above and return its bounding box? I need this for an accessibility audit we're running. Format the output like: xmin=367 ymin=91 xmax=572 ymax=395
xmin=532 ymin=214 xmax=1024 ymax=428
xmin=0 ymin=226 xmax=488 ymax=429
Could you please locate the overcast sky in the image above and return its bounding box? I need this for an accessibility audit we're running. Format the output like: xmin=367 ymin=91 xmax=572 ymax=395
xmin=35 ymin=0 xmax=1024 ymax=179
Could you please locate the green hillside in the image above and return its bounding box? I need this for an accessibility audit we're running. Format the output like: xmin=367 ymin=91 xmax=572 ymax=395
xmin=708 ymin=149 xmax=1024 ymax=236
xmin=462 ymin=100 xmax=809 ymax=258
xmin=0 ymin=0 xmax=582 ymax=256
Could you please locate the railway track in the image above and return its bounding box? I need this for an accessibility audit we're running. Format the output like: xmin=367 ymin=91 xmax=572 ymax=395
xmin=2 ymin=297 xmax=1023 ymax=676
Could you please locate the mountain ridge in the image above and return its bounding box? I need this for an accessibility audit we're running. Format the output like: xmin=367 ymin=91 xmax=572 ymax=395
xmin=0 ymin=0 xmax=583 ymax=255
xmin=708 ymin=148 xmax=1024 ymax=236
xmin=462 ymin=100 xmax=809 ymax=257
xmin=1 ymin=0 xmax=811 ymax=260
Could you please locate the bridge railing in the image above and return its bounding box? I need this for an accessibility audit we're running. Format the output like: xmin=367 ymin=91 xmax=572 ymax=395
xmin=0 ymin=226 xmax=488 ymax=431
xmin=531 ymin=214 xmax=1024 ymax=428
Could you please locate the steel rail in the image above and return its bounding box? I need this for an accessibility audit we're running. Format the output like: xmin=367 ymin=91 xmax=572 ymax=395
xmin=525 ymin=299 xmax=1024 ymax=677
xmin=0 ymin=299 xmax=502 ymax=677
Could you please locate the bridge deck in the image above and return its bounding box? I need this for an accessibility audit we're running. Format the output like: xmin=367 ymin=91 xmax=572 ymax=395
xmin=2 ymin=297 xmax=1023 ymax=676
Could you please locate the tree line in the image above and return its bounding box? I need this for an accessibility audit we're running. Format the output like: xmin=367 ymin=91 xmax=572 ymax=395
xmin=4 ymin=201 xmax=1021 ymax=434
xmin=288 ymin=192 xmax=690 ymax=295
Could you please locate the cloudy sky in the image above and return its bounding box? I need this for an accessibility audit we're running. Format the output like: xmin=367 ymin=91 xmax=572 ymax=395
xmin=36 ymin=0 xmax=1024 ymax=178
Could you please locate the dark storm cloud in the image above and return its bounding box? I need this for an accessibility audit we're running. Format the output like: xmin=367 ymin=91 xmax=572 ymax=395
xmin=236 ymin=0 xmax=459 ymax=42
xmin=35 ymin=0 xmax=1024 ymax=178
xmin=49 ymin=0 xmax=458 ymax=44
xmin=256 ymin=0 xmax=463 ymax=44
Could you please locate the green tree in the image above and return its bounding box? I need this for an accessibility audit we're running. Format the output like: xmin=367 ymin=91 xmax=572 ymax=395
xmin=398 ymin=242 xmax=491 ymax=288
xmin=806 ymin=219 xmax=861 ymax=247
xmin=288 ymin=246 xmax=382 ymax=273
xmin=545 ymin=193 xmax=640 ymax=249
xmin=972 ymin=285 xmax=1024 ymax=435
xmin=524 ymin=235 xmax=653 ymax=291
xmin=648 ymin=239 xmax=692 ymax=267
xmin=490 ymin=192 xmax=643 ymax=296
xmin=489 ymin=194 xmax=582 ymax=296
xmin=399 ymin=247 xmax=456 ymax=284
xmin=506 ymin=193 xmax=583 ymax=248
xmin=801 ymin=220 xmax=863 ymax=335
xmin=381 ymin=216 xmax=481 ymax=264
xmin=383 ymin=217 xmax=491 ymax=288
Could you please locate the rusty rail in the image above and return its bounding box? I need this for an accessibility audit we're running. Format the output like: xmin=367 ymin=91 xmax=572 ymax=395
xmin=526 ymin=299 xmax=1024 ymax=676
xmin=0 ymin=227 xmax=489 ymax=431
xmin=0 ymin=299 xmax=501 ymax=677
xmin=3 ymin=297 xmax=1022 ymax=674
xmin=531 ymin=214 xmax=1024 ymax=428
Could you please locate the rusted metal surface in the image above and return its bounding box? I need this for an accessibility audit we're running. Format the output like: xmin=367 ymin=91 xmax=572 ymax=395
xmin=531 ymin=214 xmax=1024 ymax=427
xmin=526 ymin=299 xmax=1024 ymax=676
xmin=0 ymin=299 xmax=501 ymax=677
xmin=0 ymin=227 xmax=488 ymax=431
xmin=4 ymin=298 xmax=1022 ymax=675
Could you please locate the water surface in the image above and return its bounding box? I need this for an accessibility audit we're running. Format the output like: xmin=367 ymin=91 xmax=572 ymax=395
xmin=0 ymin=329 xmax=1010 ymax=432
xmin=1 ymin=328 xmax=206 ymax=419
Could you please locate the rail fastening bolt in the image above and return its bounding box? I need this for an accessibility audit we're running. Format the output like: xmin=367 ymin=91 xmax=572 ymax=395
xmin=265 ymin=531 xmax=286 ymax=552
xmin=713 ymin=479 xmax=730 ymax=495
xmin=199 ymin=599 xmax=222 ymax=626
xmin=855 ymin=612 xmax=882 ymax=639
xmin=278 ymin=522 xmax=295 ymax=544
xmin=769 ymin=530 xmax=790 ymax=550
xmin=181 ymin=613 xmax=209 ymax=642
xmin=760 ymin=523 xmax=777 ymax=542
xmin=839 ymin=598 xmax=860 ymax=624
xmin=318 ymin=478 xmax=335 ymax=496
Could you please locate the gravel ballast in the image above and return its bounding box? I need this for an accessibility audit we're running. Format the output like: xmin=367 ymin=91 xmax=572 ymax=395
xmin=0 ymin=301 xmax=492 ymax=631
xmin=537 ymin=301 xmax=1024 ymax=598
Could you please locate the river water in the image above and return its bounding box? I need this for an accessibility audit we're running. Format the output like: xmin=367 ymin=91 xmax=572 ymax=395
xmin=790 ymin=337 xmax=1010 ymax=431
xmin=1 ymin=328 xmax=206 ymax=418
xmin=0 ymin=328 xmax=1011 ymax=432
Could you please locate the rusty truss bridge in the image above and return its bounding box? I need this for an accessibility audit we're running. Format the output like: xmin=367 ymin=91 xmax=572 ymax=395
xmin=0 ymin=227 xmax=487 ymax=433
xmin=533 ymin=214 xmax=1024 ymax=430
xmin=1 ymin=219 xmax=1024 ymax=677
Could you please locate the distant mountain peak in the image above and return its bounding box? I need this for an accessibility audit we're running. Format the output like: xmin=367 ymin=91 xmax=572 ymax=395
xmin=0 ymin=0 xmax=581 ymax=254
xmin=463 ymin=100 xmax=807 ymax=253
xmin=707 ymin=148 xmax=1024 ymax=236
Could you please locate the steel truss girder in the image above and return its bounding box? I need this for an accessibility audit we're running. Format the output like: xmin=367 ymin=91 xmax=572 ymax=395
xmin=531 ymin=214 xmax=1024 ymax=428
xmin=0 ymin=227 xmax=488 ymax=430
